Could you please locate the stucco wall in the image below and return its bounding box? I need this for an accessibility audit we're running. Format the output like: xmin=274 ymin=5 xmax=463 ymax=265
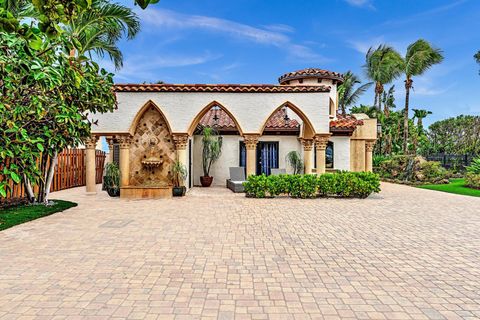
xmin=330 ymin=136 xmax=350 ymax=171
xmin=90 ymin=91 xmax=331 ymax=135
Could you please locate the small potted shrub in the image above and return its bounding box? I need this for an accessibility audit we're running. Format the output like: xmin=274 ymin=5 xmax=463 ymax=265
xmin=172 ymin=160 xmax=187 ymax=196
xmin=104 ymin=163 xmax=120 ymax=197
xmin=200 ymin=127 xmax=222 ymax=187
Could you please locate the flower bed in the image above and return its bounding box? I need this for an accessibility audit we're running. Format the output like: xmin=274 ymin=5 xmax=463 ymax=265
xmin=243 ymin=172 xmax=380 ymax=199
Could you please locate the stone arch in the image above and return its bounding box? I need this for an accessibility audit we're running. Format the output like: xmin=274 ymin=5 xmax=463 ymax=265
xmin=259 ymin=101 xmax=316 ymax=139
xmin=187 ymin=101 xmax=244 ymax=136
xmin=129 ymin=100 xmax=173 ymax=136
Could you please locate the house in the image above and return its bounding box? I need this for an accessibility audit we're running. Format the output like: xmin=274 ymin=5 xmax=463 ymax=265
xmin=84 ymin=68 xmax=377 ymax=198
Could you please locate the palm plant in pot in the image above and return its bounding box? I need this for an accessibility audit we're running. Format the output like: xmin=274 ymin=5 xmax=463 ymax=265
xmin=201 ymin=127 xmax=223 ymax=187
xmin=172 ymin=160 xmax=187 ymax=197
xmin=104 ymin=163 xmax=121 ymax=197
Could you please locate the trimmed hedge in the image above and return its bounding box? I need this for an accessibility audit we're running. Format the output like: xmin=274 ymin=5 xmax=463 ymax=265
xmin=244 ymin=172 xmax=381 ymax=199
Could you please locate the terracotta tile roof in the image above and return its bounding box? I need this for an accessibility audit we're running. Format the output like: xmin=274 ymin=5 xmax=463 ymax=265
xmin=199 ymin=108 xmax=300 ymax=131
xmin=278 ymin=68 xmax=344 ymax=85
xmin=330 ymin=114 xmax=363 ymax=132
xmin=114 ymin=83 xmax=331 ymax=93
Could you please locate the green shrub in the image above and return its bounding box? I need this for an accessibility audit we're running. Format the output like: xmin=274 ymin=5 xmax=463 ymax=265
xmin=376 ymin=155 xmax=449 ymax=184
xmin=243 ymin=172 xmax=381 ymax=199
xmin=373 ymin=155 xmax=390 ymax=167
xmin=465 ymin=173 xmax=480 ymax=189
xmin=467 ymin=158 xmax=480 ymax=174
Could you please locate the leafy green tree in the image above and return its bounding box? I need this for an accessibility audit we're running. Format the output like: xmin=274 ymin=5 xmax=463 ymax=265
xmin=411 ymin=109 xmax=432 ymax=155
xmin=364 ymin=45 xmax=403 ymax=112
xmin=402 ymin=39 xmax=443 ymax=153
xmin=0 ymin=31 xmax=116 ymax=202
xmin=338 ymin=71 xmax=372 ymax=115
xmin=380 ymin=85 xmax=395 ymax=117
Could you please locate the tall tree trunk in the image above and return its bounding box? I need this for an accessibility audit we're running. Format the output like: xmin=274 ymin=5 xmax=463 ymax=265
xmin=44 ymin=152 xmax=58 ymax=204
xmin=23 ymin=175 xmax=35 ymax=203
xmin=373 ymin=92 xmax=378 ymax=110
xmin=403 ymin=79 xmax=412 ymax=154
xmin=375 ymin=82 xmax=383 ymax=111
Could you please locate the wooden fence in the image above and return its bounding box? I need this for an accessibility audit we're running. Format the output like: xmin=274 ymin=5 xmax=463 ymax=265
xmin=0 ymin=149 xmax=106 ymax=206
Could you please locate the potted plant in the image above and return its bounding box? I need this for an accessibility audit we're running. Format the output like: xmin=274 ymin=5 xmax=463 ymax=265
xmin=172 ymin=160 xmax=187 ymax=196
xmin=286 ymin=151 xmax=304 ymax=174
xmin=201 ymin=127 xmax=223 ymax=187
xmin=104 ymin=162 xmax=121 ymax=197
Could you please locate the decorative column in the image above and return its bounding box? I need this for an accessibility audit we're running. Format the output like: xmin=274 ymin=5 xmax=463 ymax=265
xmin=315 ymin=134 xmax=330 ymax=175
xmin=172 ymin=133 xmax=189 ymax=170
xmin=117 ymin=135 xmax=132 ymax=187
xmin=365 ymin=140 xmax=376 ymax=172
xmin=300 ymin=138 xmax=314 ymax=174
xmin=244 ymin=134 xmax=260 ymax=177
xmin=85 ymin=136 xmax=98 ymax=194
xmin=106 ymin=137 xmax=115 ymax=164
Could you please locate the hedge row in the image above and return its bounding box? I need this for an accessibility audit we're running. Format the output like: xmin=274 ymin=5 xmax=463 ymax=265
xmin=244 ymin=172 xmax=381 ymax=199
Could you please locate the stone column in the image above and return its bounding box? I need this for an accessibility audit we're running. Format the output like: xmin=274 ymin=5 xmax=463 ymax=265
xmin=117 ymin=135 xmax=132 ymax=187
xmin=244 ymin=134 xmax=259 ymax=177
xmin=300 ymin=138 xmax=314 ymax=174
xmin=315 ymin=134 xmax=330 ymax=175
xmin=106 ymin=137 xmax=115 ymax=164
xmin=365 ymin=140 xmax=376 ymax=172
xmin=172 ymin=133 xmax=189 ymax=169
xmin=85 ymin=136 xmax=98 ymax=194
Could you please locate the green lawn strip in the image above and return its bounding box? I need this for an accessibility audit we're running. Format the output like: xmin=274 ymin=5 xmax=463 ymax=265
xmin=0 ymin=200 xmax=77 ymax=231
xmin=418 ymin=179 xmax=480 ymax=197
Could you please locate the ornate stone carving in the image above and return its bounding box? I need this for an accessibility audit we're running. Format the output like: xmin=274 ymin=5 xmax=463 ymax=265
xmin=117 ymin=135 xmax=132 ymax=149
xmin=315 ymin=134 xmax=331 ymax=151
xmin=172 ymin=133 xmax=189 ymax=150
xmin=243 ymin=134 xmax=260 ymax=150
xmin=84 ymin=136 xmax=98 ymax=149
xmin=300 ymin=138 xmax=314 ymax=151
xmin=365 ymin=140 xmax=376 ymax=152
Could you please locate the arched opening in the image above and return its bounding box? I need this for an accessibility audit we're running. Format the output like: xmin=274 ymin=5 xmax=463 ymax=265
xmin=129 ymin=100 xmax=175 ymax=187
xmin=245 ymin=102 xmax=316 ymax=175
xmin=190 ymin=102 xmax=244 ymax=187
xmin=187 ymin=101 xmax=244 ymax=136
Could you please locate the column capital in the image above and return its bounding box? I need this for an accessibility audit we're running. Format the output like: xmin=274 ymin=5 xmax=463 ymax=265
xmin=105 ymin=136 xmax=116 ymax=147
xmin=172 ymin=133 xmax=189 ymax=150
xmin=365 ymin=139 xmax=376 ymax=152
xmin=84 ymin=136 xmax=98 ymax=149
xmin=116 ymin=135 xmax=132 ymax=149
xmin=300 ymin=138 xmax=314 ymax=151
xmin=314 ymin=134 xmax=331 ymax=151
xmin=243 ymin=134 xmax=260 ymax=150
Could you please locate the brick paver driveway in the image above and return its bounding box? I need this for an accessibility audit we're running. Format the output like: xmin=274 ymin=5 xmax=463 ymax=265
xmin=1 ymin=183 xmax=480 ymax=320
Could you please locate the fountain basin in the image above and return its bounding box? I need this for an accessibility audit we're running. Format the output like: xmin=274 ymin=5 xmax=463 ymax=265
xmin=121 ymin=185 xmax=172 ymax=199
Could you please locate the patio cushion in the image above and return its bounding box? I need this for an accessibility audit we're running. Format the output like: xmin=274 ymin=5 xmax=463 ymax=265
xmin=229 ymin=167 xmax=246 ymax=181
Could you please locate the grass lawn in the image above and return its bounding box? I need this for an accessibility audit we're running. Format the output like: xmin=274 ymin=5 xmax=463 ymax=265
xmin=418 ymin=178 xmax=480 ymax=197
xmin=0 ymin=200 xmax=77 ymax=231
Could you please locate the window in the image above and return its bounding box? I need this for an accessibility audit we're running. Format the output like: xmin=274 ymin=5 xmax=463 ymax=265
xmin=314 ymin=141 xmax=334 ymax=169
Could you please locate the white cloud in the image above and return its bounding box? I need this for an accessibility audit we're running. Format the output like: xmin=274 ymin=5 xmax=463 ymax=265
xmin=137 ymin=9 xmax=330 ymax=63
xmin=347 ymin=36 xmax=385 ymax=54
xmin=344 ymin=0 xmax=375 ymax=9
xmin=102 ymin=52 xmax=222 ymax=82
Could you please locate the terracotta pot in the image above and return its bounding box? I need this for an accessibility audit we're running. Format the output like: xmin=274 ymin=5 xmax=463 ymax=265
xmin=200 ymin=176 xmax=213 ymax=187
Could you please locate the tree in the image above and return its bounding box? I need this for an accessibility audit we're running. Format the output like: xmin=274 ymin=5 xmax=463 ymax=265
xmin=0 ymin=31 xmax=116 ymax=202
xmin=338 ymin=71 xmax=372 ymax=115
xmin=475 ymin=50 xmax=480 ymax=72
xmin=65 ymin=0 xmax=140 ymax=69
xmin=381 ymin=85 xmax=395 ymax=117
xmin=412 ymin=109 xmax=432 ymax=154
xmin=402 ymin=39 xmax=443 ymax=153
xmin=364 ymin=45 xmax=403 ymax=112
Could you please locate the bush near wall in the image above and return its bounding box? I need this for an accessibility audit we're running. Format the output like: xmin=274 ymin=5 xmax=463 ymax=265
xmin=465 ymin=173 xmax=480 ymax=189
xmin=243 ymin=172 xmax=380 ymax=199
xmin=375 ymin=155 xmax=450 ymax=185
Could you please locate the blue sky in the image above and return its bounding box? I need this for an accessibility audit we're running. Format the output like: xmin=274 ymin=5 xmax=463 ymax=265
xmin=105 ymin=0 xmax=480 ymax=126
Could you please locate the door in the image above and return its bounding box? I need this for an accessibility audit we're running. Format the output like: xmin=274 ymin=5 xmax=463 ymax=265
xmin=256 ymin=142 xmax=279 ymax=175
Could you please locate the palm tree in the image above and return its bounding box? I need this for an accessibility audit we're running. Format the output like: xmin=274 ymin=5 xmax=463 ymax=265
xmin=381 ymin=85 xmax=395 ymax=117
xmin=412 ymin=108 xmax=432 ymax=155
xmin=402 ymin=39 xmax=443 ymax=153
xmin=364 ymin=45 xmax=404 ymax=112
xmin=338 ymin=71 xmax=373 ymax=115
xmin=65 ymin=0 xmax=140 ymax=69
